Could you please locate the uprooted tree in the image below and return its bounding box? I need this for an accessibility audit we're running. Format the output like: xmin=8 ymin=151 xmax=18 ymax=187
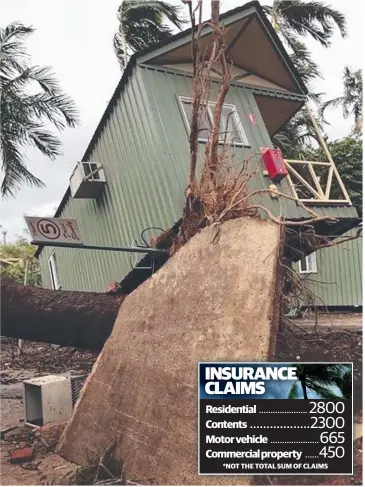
xmin=1 ymin=0 xmax=361 ymax=350
xmin=1 ymin=278 xmax=125 ymax=349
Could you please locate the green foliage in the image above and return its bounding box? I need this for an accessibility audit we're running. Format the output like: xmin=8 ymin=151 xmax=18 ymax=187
xmin=306 ymin=135 xmax=362 ymax=216
xmin=272 ymin=109 xmax=323 ymax=158
xmin=114 ymin=0 xmax=186 ymax=69
xmin=288 ymin=364 xmax=348 ymax=399
xmin=0 ymin=22 xmax=79 ymax=197
xmin=0 ymin=238 xmax=41 ymax=285
xmin=263 ymin=0 xmax=348 ymax=151
xmin=263 ymin=0 xmax=347 ymax=88
xmin=335 ymin=366 xmax=352 ymax=400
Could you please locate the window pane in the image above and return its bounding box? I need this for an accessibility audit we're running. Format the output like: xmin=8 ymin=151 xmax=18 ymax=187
xmin=300 ymin=256 xmax=307 ymax=272
xmin=49 ymin=254 xmax=59 ymax=290
xmin=219 ymin=105 xmax=242 ymax=144
xmin=307 ymin=253 xmax=317 ymax=272
xmin=181 ymin=100 xmax=210 ymax=140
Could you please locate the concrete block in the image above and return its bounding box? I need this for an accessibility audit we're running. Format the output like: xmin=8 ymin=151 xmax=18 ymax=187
xmin=58 ymin=218 xmax=283 ymax=485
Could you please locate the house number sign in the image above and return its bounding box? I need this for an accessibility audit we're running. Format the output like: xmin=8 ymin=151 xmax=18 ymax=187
xmin=25 ymin=216 xmax=83 ymax=244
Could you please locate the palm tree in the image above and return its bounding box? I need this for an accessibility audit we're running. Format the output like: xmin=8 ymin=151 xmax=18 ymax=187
xmin=334 ymin=365 xmax=352 ymax=400
xmin=272 ymin=109 xmax=325 ymax=158
xmin=262 ymin=1 xmax=347 ymax=157
xmin=263 ymin=0 xmax=347 ymax=87
xmin=114 ymin=0 xmax=186 ymax=69
xmin=320 ymin=67 xmax=363 ymax=134
xmin=288 ymin=364 xmax=345 ymax=399
xmin=0 ymin=23 xmax=79 ymax=197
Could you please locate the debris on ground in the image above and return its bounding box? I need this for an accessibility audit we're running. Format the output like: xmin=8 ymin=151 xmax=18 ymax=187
xmin=0 ymin=321 xmax=362 ymax=485
xmin=276 ymin=323 xmax=362 ymax=413
xmin=10 ymin=447 xmax=34 ymax=464
xmin=256 ymin=437 xmax=362 ymax=486
xmin=33 ymin=422 xmax=67 ymax=454
xmin=1 ymin=339 xmax=97 ymax=376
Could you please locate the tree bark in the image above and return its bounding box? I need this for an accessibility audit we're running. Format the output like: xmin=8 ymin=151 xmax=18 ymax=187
xmin=211 ymin=0 xmax=220 ymax=24
xmin=1 ymin=279 xmax=124 ymax=350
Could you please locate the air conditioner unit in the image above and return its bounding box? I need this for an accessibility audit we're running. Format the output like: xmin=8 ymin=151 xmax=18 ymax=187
xmin=23 ymin=374 xmax=88 ymax=428
xmin=23 ymin=375 xmax=73 ymax=427
xmin=70 ymin=161 xmax=106 ymax=199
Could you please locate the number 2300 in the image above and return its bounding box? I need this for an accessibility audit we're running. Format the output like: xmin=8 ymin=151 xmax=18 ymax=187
xmin=311 ymin=416 xmax=345 ymax=428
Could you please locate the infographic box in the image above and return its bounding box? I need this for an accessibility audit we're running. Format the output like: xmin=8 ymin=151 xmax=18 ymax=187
xmin=198 ymin=362 xmax=353 ymax=476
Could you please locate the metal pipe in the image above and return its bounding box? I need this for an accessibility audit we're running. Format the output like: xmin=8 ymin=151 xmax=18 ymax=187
xmin=31 ymin=241 xmax=169 ymax=255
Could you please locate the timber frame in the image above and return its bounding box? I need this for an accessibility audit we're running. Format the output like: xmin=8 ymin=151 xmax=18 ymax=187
xmin=285 ymin=104 xmax=351 ymax=205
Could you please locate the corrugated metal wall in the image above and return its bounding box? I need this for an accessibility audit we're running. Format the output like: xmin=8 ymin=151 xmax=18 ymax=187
xmin=39 ymin=65 xmax=359 ymax=296
xmin=39 ymin=65 xmax=284 ymax=292
xmin=297 ymin=228 xmax=362 ymax=307
xmin=39 ymin=65 xmax=186 ymax=292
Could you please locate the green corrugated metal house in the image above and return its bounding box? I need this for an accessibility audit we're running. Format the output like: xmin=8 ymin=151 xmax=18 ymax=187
xmin=35 ymin=1 xmax=359 ymax=303
xmin=296 ymin=227 xmax=362 ymax=309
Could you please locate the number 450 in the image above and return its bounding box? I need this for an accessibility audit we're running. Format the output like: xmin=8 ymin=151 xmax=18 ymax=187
xmin=319 ymin=446 xmax=345 ymax=458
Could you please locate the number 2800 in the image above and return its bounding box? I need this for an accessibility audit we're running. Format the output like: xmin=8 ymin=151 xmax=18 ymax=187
xmin=309 ymin=401 xmax=345 ymax=414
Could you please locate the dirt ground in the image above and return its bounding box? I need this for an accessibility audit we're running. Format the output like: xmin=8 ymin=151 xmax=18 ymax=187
xmin=0 ymin=313 xmax=362 ymax=485
xmin=1 ymin=340 xmax=97 ymax=485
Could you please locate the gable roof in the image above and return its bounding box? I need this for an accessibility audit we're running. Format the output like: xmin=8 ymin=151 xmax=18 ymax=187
xmin=141 ymin=1 xmax=307 ymax=95
xmin=36 ymin=1 xmax=307 ymax=258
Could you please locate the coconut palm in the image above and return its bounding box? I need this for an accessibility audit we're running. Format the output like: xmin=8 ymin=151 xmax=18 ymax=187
xmin=288 ymin=364 xmax=345 ymax=399
xmin=334 ymin=365 xmax=352 ymax=400
xmin=263 ymin=0 xmax=347 ymax=86
xmin=320 ymin=67 xmax=363 ymax=133
xmin=262 ymin=1 xmax=347 ymax=156
xmin=114 ymin=0 xmax=186 ymax=69
xmin=272 ymin=109 xmax=325 ymax=158
xmin=0 ymin=23 xmax=79 ymax=197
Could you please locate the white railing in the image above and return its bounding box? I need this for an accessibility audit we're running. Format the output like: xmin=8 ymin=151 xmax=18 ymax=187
xmin=284 ymin=159 xmax=351 ymax=204
xmin=283 ymin=104 xmax=352 ymax=205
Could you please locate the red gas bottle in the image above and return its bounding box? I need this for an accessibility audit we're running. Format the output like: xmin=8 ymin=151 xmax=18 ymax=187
xmin=261 ymin=147 xmax=288 ymax=182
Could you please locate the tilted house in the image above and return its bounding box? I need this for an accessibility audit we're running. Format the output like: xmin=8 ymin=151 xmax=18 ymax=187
xmin=36 ymin=1 xmax=359 ymax=295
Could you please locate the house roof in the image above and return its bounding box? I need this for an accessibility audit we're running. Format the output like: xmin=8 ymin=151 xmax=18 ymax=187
xmin=35 ymin=1 xmax=307 ymax=258
xmin=141 ymin=1 xmax=308 ymax=95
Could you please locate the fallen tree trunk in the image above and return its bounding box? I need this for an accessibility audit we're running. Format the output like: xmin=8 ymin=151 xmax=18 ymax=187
xmin=1 ymin=279 xmax=124 ymax=350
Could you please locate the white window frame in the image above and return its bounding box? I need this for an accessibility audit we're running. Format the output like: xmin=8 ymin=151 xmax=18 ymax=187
xmin=299 ymin=252 xmax=318 ymax=274
xmin=178 ymin=96 xmax=250 ymax=147
xmin=48 ymin=252 xmax=61 ymax=290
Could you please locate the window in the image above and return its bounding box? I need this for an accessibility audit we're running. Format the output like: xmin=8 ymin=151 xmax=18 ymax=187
xmin=48 ymin=252 xmax=61 ymax=290
xmin=179 ymin=96 xmax=250 ymax=146
xmin=299 ymin=252 xmax=318 ymax=274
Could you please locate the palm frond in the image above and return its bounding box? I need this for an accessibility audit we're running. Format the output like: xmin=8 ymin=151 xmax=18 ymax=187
xmin=114 ymin=0 xmax=186 ymax=62
xmin=0 ymin=23 xmax=34 ymax=76
xmin=288 ymin=380 xmax=300 ymax=399
xmin=307 ymin=383 xmax=341 ymax=400
xmin=2 ymin=66 xmax=62 ymax=94
xmin=274 ymin=0 xmax=347 ymax=47
xmin=0 ymin=136 xmax=45 ymax=198
xmin=27 ymin=128 xmax=63 ymax=158
xmin=23 ymin=92 xmax=79 ymax=129
xmin=0 ymin=21 xmax=79 ymax=196
xmin=320 ymin=66 xmax=362 ymax=127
